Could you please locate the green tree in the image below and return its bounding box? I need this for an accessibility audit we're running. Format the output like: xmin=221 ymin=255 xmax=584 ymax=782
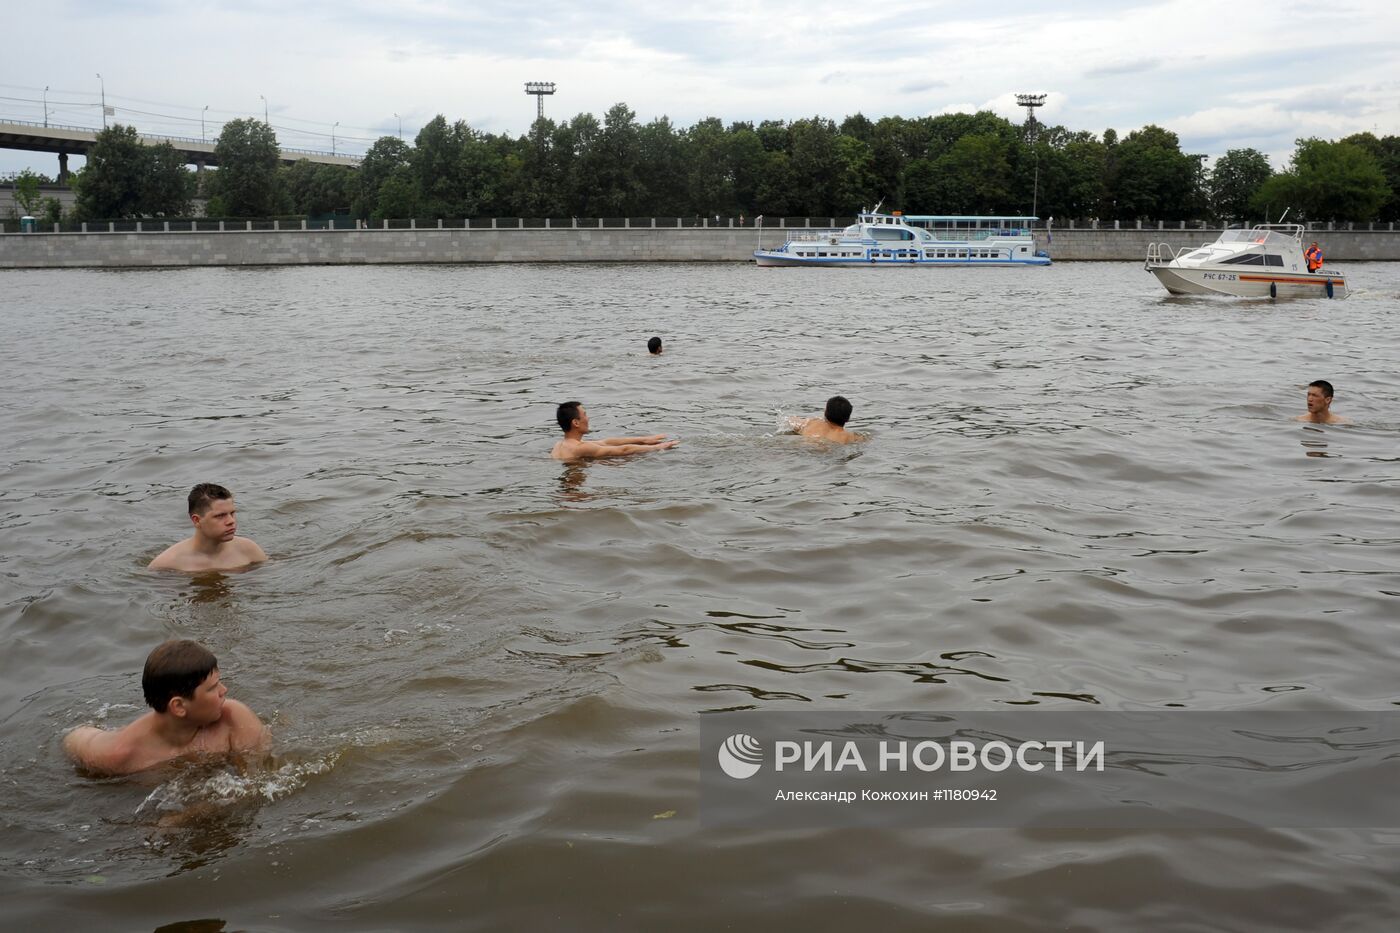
xmin=413 ymin=115 xmax=475 ymax=217
xmin=1059 ymin=133 xmax=1108 ymax=219
xmin=754 ymin=149 xmax=796 ymax=216
xmin=590 ymin=103 xmax=643 ymax=215
xmin=457 ymin=131 xmax=508 ymax=217
xmin=41 ymin=196 xmax=63 ymax=225
xmin=920 ymin=133 xmax=1013 ymax=213
xmin=74 ymin=124 xmax=148 ymax=219
xmin=143 ymin=143 xmax=193 ymax=216
xmin=282 ymin=159 xmax=353 ymax=215
xmin=726 ymin=125 xmax=766 ymax=214
xmin=788 ymin=117 xmax=839 ymax=215
xmin=636 ymin=117 xmax=686 ymax=215
xmin=212 ymin=118 xmax=281 ymax=217
xmin=1339 ymin=132 xmax=1400 ymax=221
xmin=830 ymin=134 xmax=878 ymax=213
xmin=684 ymin=117 xmax=734 ymax=215
xmin=1107 ymin=125 xmax=1203 ymax=220
xmin=1251 ymin=137 xmax=1389 ymax=222
xmin=12 ymin=169 xmax=43 ymax=215
xmin=356 ymin=136 xmax=413 ymax=217
xmin=1209 ymin=148 xmax=1272 ymax=223
xmin=558 ymin=113 xmax=601 ymax=215
xmin=511 ymin=117 xmax=557 ymax=216
xmin=375 ymin=166 xmax=420 ymax=219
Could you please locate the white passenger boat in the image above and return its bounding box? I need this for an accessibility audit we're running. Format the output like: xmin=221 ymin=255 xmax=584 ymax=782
xmin=753 ymin=208 xmax=1050 ymax=267
xmin=1145 ymin=224 xmax=1347 ymax=298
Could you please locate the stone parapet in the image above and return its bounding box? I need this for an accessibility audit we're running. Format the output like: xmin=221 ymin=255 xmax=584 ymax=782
xmin=2 ymin=227 xmax=1398 ymax=268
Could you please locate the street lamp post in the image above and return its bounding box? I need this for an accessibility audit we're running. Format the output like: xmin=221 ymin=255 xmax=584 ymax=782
xmin=259 ymin=94 xmax=268 ymax=124
xmin=394 ymin=112 xmax=401 ymax=139
xmin=202 ymin=105 xmax=209 ymax=143
xmin=332 ymin=121 xmax=339 ymax=155
xmin=97 ymin=73 xmax=106 ymax=128
xmin=43 ymin=86 xmax=49 ymax=127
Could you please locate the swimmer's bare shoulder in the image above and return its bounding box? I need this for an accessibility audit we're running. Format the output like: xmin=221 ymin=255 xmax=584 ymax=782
xmin=148 ymin=537 xmax=267 ymax=572
xmin=64 ymin=700 xmax=269 ymax=775
xmin=222 ymin=698 xmax=271 ymax=756
xmin=797 ymin=420 xmax=864 ymax=445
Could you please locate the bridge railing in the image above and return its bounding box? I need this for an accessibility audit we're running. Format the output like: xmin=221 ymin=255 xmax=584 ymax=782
xmin=2 ymin=117 xmax=354 ymax=161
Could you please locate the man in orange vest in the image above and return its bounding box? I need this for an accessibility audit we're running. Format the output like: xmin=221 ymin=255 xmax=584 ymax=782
xmin=1305 ymin=242 xmax=1323 ymax=272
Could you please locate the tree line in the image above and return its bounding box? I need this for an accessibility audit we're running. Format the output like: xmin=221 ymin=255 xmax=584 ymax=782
xmin=40 ymin=106 xmax=1400 ymax=224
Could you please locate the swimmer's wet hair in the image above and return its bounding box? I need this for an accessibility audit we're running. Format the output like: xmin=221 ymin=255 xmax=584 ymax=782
xmin=647 ymin=336 xmax=662 ymax=354
xmin=143 ymin=639 xmax=218 ymax=713
xmin=1309 ymin=380 xmax=1334 ymax=398
xmin=825 ymin=395 xmax=853 ymax=427
xmin=557 ymin=401 xmax=582 ymax=433
xmin=188 ymin=483 xmax=233 ymax=517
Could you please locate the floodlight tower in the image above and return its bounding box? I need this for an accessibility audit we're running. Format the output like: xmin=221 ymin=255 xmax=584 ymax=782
xmin=525 ymin=81 xmax=556 ymax=121
xmin=1017 ymin=93 xmax=1047 ymax=219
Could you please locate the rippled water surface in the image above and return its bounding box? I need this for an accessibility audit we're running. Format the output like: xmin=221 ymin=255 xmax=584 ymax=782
xmin=3 ymin=261 xmax=1400 ymax=930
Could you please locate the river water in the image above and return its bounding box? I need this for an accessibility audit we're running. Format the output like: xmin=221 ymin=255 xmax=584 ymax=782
xmin=2 ymin=261 xmax=1400 ymax=930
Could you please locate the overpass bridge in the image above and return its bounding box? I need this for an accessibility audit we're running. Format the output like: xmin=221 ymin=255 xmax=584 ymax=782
xmin=0 ymin=120 xmax=360 ymax=181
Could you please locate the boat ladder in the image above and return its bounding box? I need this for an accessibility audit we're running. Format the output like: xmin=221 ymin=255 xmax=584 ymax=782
xmin=1144 ymin=241 xmax=1175 ymax=269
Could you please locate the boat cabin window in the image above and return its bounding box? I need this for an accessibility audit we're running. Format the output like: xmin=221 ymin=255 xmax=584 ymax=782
xmin=1221 ymin=254 xmax=1265 ymax=266
xmin=870 ymin=227 xmax=914 ymax=241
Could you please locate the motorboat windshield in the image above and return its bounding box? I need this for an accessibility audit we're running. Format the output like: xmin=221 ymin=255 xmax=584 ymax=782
xmin=1216 ymin=228 xmax=1297 ymax=250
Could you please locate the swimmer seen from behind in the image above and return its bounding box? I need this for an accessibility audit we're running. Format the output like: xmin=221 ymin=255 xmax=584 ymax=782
xmin=788 ymin=395 xmax=864 ymax=444
xmin=551 ymin=401 xmax=678 ymax=460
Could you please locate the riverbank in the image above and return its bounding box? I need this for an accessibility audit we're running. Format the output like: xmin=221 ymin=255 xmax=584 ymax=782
xmin=3 ymin=224 xmax=1399 ymax=267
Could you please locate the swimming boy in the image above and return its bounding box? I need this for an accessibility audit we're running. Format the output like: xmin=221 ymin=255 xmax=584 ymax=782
xmin=551 ymin=401 xmax=678 ymax=460
xmin=63 ymin=639 xmax=269 ymax=775
xmin=788 ymin=395 xmax=863 ymax=444
xmin=149 ymin=483 xmax=268 ymax=571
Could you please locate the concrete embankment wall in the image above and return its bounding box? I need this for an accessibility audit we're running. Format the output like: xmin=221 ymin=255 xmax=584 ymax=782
xmin=2 ymin=226 xmax=1399 ymax=268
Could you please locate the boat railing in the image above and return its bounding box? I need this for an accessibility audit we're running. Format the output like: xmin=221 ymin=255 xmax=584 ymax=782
xmin=783 ymin=229 xmax=847 ymax=243
xmin=1145 ymin=242 xmax=1177 ymax=268
xmin=916 ymin=228 xmax=1031 ymax=241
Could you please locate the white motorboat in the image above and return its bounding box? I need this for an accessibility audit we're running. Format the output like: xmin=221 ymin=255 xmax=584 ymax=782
xmin=1145 ymin=224 xmax=1346 ymax=298
xmin=753 ymin=208 xmax=1050 ymax=267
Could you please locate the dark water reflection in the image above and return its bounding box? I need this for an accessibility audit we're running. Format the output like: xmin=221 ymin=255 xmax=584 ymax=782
xmin=3 ymin=262 xmax=1400 ymax=928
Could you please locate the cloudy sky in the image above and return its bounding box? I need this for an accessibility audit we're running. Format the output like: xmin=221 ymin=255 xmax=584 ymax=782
xmin=3 ymin=0 xmax=1398 ymax=177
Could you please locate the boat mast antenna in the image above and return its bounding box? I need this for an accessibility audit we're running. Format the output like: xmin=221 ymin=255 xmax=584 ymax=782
xmin=524 ymin=81 xmax=556 ymax=122
xmin=1016 ymin=93 xmax=1047 ymax=218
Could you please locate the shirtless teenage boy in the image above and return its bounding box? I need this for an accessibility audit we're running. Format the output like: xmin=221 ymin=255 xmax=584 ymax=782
xmin=63 ymin=639 xmax=269 ymax=776
xmin=550 ymin=401 xmax=678 ymax=460
xmin=149 ymin=483 xmax=268 ymax=572
xmin=788 ymin=395 xmax=863 ymax=444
